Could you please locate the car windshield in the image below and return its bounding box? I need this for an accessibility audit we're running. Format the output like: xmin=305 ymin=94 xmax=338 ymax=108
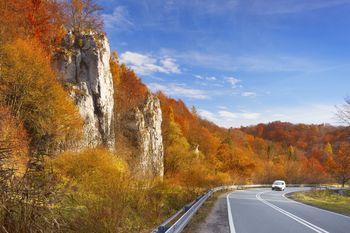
xmin=273 ymin=182 xmax=284 ymax=185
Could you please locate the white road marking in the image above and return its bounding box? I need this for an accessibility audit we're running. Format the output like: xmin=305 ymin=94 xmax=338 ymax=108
xmin=282 ymin=192 xmax=350 ymax=220
xmin=227 ymin=192 xmax=237 ymax=233
xmin=256 ymin=191 xmax=329 ymax=233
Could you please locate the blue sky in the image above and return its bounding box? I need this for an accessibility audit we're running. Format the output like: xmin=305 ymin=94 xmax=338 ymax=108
xmin=100 ymin=0 xmax=350 ymax=127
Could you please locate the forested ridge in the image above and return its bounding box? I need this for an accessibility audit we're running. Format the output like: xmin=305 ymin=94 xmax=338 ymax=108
xmin=0 ymin=1 xmax=349 ymax=232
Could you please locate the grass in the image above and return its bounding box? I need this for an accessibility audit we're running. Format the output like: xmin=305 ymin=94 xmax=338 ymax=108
xmin=182 ymin=190 xmax=227 ymax=233
xmin=290 ymin=189 xmax=350 ymax=216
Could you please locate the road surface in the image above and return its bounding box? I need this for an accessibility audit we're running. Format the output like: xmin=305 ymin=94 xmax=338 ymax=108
xmin=227 ymin=188 xmax=350 ymax=233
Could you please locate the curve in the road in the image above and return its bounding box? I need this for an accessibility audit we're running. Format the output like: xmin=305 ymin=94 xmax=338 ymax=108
xmin=281 ymin=192 xmax=350 ymax=220
xmin=227 ymin=188 xmax=350 ymax=233
xmin=256 ymin=191 xmax=328 ymax=233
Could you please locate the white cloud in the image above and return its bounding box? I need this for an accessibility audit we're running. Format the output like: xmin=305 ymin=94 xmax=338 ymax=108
xmin=198 ymin=104 xmax=338 ymax=128
xmin=198 ymin=109 xmax=218 ymax=122
xmin=160 ymin=58 xmax=181 ymax=74
xmin=218 ymin=110 xmax=237 ymax=119
xmin=199 ymin=109 xmax=261 ymax=127
xmin=225 ymin=77 xmax=241 ymax=88
xmin=195 ymin=75 xmax=217 ymax=81
xmin=120 ymin=51 xmax=181 ymax=75
xmin=102 ymin=6 xmax=134 ymax=30
xmin=241 ymin=112 xmax=260 ymax=119
xmin=242 ymin=91 xmax=257 ymax=97
xmin=148 ymin=83 xmax=208 ymax=99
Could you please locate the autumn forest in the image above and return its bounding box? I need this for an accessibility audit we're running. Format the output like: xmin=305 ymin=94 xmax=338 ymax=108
xmin=0 ymin=1 xmax=350 ymax=233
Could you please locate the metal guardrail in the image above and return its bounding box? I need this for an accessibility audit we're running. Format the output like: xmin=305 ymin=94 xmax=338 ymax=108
xmin=152 ymin=185 xmax=237 ymax=233
xmin=152 ymin=184 xmax=329 ymax=233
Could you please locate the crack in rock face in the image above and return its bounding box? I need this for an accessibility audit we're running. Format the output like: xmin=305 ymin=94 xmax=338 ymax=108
xmin=55 ymin=33 xmax=115 ymax=149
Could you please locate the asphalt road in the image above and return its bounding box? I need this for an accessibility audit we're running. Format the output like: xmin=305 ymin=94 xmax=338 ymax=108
xmin=227 ymin=188 xmax=350 ymax=233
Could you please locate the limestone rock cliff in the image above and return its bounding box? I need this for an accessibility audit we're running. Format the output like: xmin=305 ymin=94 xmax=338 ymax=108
xmin=55 ymin=33 xmax=164 ymax=177
xmin=123 ymin=94 xmax=164 ymax=177
xmin=55 ymin=33 xmax=115 ymax=149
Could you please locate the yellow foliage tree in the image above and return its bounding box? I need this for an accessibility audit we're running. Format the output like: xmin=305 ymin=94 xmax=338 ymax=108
xmin=0 ymin=106 xmax=29 ymax=176
xmin=0 ymin=39 xmax=83 ymax=153
xmin=325 ymin=143 xmax=350 ymax=187
xmin=163 ymin=108 xmax=194 ymax=177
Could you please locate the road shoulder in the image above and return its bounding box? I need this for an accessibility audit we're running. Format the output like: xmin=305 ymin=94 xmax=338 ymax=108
xmin=183 ymin=191 xmax=230 ymax=233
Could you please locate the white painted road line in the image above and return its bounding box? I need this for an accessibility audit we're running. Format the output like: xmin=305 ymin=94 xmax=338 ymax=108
xmin=256 ymin=191 xmax=329 ymax=233
xmin=226 ymin=193 xmax=236 ymax=233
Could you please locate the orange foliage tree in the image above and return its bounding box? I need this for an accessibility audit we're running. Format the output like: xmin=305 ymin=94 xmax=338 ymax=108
xmin=112 ymin=60 xmax=149 ymax=115
xmin=0 ymin=0 xmax=66 ymax=53
xmin=110 ymin=55 xmax=150 ymax=165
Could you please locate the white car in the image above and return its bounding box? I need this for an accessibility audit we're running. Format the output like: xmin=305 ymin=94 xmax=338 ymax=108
xmin=271 ymin=180 xmax=286 ymax=191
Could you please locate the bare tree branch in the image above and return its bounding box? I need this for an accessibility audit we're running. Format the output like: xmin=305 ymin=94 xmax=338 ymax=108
xmin=63 ymin=0 xmax=103 ymax=34
xmin=336 ymin=97 xmax=350 ymax=126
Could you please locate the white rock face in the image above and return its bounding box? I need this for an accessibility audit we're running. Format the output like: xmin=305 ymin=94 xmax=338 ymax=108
xmin=55 ymin=33 xmax=115 ymax=149
xmin=124 ymin=94 xmax=164 ymax=177
xmin=56 ymin=33 xmax=164 ymax=176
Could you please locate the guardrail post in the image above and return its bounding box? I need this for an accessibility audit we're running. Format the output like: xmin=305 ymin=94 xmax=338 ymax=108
xmin=184 ymin=204 xmax=191 ymax=211
xmin=157 ymin=226 xmax=168 ymax=233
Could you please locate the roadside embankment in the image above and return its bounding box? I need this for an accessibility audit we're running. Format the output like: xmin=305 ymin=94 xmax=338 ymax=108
xmin=289 ymin=189 xmax=350 ymax=216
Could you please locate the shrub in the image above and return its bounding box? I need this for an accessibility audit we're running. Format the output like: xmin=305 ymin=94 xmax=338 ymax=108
xmin=0 ymin=39 xmax=83 ymax=153
xmin=50 ymin=149 xmax=196 ymax=233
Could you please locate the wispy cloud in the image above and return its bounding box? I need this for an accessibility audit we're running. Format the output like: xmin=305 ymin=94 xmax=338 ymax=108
xmin=218 ymin=110 xmax=238 ymax=119
xmin=198 ymin=109 xmax=218 ymax=122
xmin=242 ymin=91 xmax=257 ymax=97
xmin=195 ymin=75 xmax=217 ymax=81
xmin=241 ymin=112 xmax=261 ymax=119
xmin=102 ymin=6 xmax=134 ymax=31
xmin=250 ymin=0 xmax=350 ymax=15
xmin=218 ymin=106 xmax=229 ymax=110
xmin=119 ymin=51 xmax=181 ymax=75
xmin=225 ymin=77 xmax=241 ymax=88
xmin=198 ymin=104 xmax=338 ymax=128
xmin=159 ymin=49 xmax=238 ymax=72
xmin=148 ymin=83 xmax=208 ymax=99
xmin=199 ymin=109 xmax=261 ymax=127
xmin=160 ymin=48 xmax=332 ymax=73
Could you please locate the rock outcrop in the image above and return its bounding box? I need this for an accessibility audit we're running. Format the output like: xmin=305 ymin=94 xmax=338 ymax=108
xmin=123 ymin=94 xmax=164 ymax=177
xmin=55 ymin=32 xmax=164 ymax=177
xmin=55 ymin=33 xmax=115 ymax=149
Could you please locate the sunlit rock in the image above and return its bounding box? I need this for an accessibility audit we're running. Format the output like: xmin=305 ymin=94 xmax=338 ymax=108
xmin=55 ymin=33 xmax=115 ymax=149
